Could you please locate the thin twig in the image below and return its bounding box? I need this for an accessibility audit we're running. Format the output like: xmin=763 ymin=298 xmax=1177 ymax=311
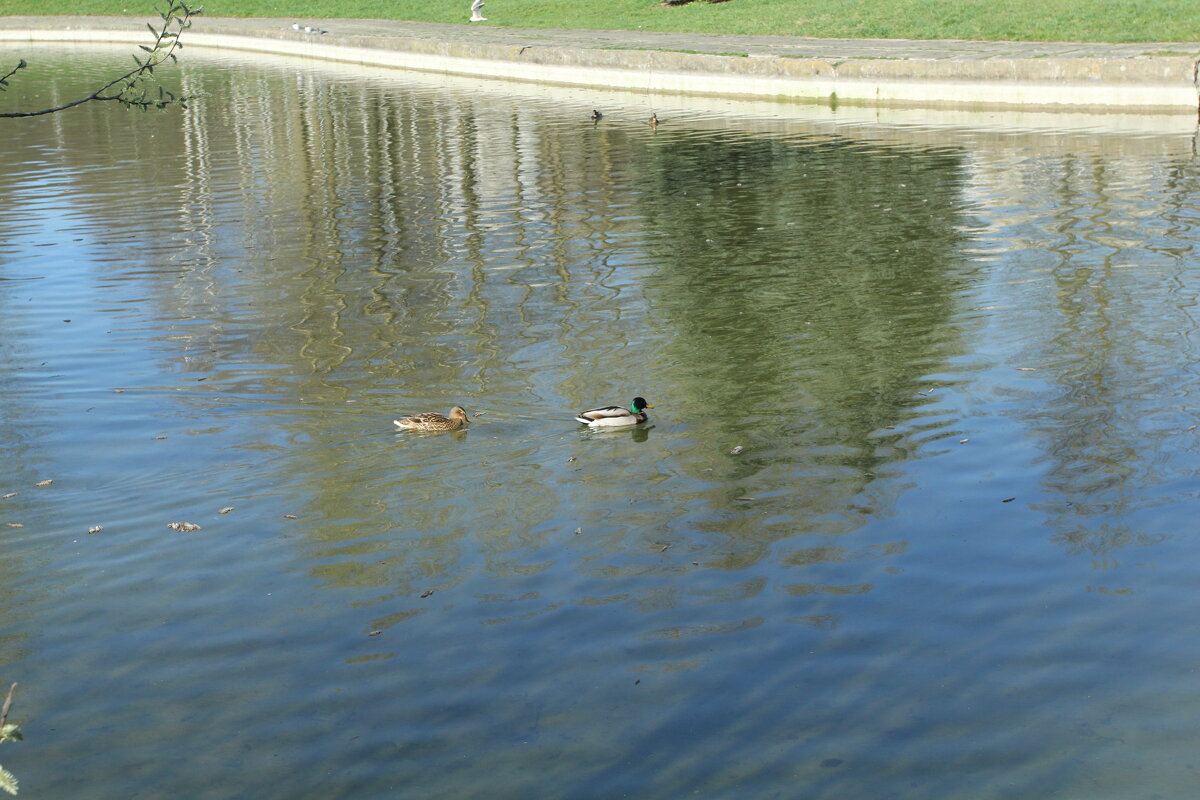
xmin=0 ymin=1 xmax=201 ymax=118
xmin=0 ymin=683 xmax=15 ymax=729
xmin=0 ymin=59 xmax=27 ymax=89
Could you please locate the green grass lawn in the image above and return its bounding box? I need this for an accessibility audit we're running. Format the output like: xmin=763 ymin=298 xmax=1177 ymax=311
xmin=16 ymin=0 xmax=1200 ymax=42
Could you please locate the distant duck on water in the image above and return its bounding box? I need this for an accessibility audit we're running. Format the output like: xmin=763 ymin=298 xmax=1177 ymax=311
xmin=394 ymin=406 xmax=470 ymax=431
xmin=575 ymin=397 xmax=653 ymax=427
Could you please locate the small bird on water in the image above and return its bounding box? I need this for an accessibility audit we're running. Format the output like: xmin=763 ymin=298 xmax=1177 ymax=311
xmin=649 ymin=113 xmax=659 ymax=128
xmin=394 ymin=406 xmax=471 ymax=431
xmin=591 ymin=109 xmax=603 ymax=121
xmin=575 ymin=397 xmax=653 ymax=427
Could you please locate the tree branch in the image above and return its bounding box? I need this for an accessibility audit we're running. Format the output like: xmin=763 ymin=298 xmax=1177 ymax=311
xmin=0 ymin=1 xmax=202 ymax=118
xmin=0 ymin=684 xmax=14 ymax=731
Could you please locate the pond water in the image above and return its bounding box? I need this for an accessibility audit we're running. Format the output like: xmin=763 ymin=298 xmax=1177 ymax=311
xmin=4 ymin=44 xmax=1200 ymax=799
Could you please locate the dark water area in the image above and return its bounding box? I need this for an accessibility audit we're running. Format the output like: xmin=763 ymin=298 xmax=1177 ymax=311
xmin=3 ymin=44 xmax=1200 ymax=798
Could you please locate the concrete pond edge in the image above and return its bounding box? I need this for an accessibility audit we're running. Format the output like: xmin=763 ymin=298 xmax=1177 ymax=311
xmin=3 ymin=15 xmax=1200 ymax=114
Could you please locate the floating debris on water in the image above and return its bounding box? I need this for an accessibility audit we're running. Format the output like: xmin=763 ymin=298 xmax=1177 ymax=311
xmin=218 ymin=507 xmax=235 ymax=515
xmin=1 ymin=493 xmax=16 ymax=500
xmin=34 ymin=480 xmax=52 ymax=488
xmin=730 ymin=445 xmax=745 ymax=455
xmin=420 ymin=590 xmax=435 ymax=598
xmin=167 ymin=521 xmax=201 ymax=532
xmin=88 ymin=525 xmax=103 ymax=535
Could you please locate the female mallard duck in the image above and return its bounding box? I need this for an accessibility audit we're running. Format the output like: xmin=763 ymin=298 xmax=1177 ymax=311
xmin=393 ymin=406 xmax=470 ymax=431
xmin=575 ymin=397 xmax=653 ymax=427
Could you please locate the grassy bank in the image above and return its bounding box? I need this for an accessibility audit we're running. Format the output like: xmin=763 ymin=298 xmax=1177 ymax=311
xmin=14 ymin=0 xmax=1200 ymax=42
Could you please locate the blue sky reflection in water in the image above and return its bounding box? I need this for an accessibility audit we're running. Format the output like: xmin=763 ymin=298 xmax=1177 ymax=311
xmin=3 ymin=47 xmax=1200 ymax=799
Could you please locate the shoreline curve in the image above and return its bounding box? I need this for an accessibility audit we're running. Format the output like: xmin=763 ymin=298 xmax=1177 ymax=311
xmin=2 ymin=15 xmax=1200 ymax=113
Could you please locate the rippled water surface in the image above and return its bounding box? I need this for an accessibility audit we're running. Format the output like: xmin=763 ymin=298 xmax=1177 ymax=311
xmin=4 ymin=45 xmax=1200 ymax=799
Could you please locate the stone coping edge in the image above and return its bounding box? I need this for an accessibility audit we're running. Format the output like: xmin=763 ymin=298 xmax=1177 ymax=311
xmin=3 ymin=16 xmax=1200 ymax=112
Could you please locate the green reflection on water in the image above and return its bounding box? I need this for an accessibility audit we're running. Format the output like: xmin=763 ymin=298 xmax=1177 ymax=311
xmin=4 ymin=46 xmax=1200 ymax=800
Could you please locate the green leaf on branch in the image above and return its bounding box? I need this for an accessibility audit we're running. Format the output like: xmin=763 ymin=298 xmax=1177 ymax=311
xmin=1 ymin=0 xmax=202 ymax=117
xmin=0 ymin=765 xmax=17 ymax=796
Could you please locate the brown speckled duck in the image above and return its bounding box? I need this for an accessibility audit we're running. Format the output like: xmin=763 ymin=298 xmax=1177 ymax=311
xmin=393 ymin=406 xmax=470 ymax=431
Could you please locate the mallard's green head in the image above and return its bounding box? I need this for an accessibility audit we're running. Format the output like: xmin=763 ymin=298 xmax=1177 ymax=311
xmin=631 ymin=397 xmax=653 ymax=413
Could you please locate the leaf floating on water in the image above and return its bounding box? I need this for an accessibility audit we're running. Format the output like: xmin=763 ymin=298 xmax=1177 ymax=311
xmin=167 ymin=521 xmax=201 ymax=532
xmin=420 ymin=590 xmax=434 ymax=598
xmin=34 ymin=480 xmax=52 ymax=488
xmin=729 ymin=445 xmax=745 ymax=455
xmin=1002 ymin=497 xmax=1016 ymax=503
xmin=218 ymin=507 xmax=235 ymax=515
xmin=88 ymin=525 xmax=104 ymax=535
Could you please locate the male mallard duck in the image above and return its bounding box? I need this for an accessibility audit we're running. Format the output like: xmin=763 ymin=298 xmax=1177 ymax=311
xmin=575 ymin=397 xmax=653 ymax=427
xmin=393 ymin=406 xmax=470 ymax=431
